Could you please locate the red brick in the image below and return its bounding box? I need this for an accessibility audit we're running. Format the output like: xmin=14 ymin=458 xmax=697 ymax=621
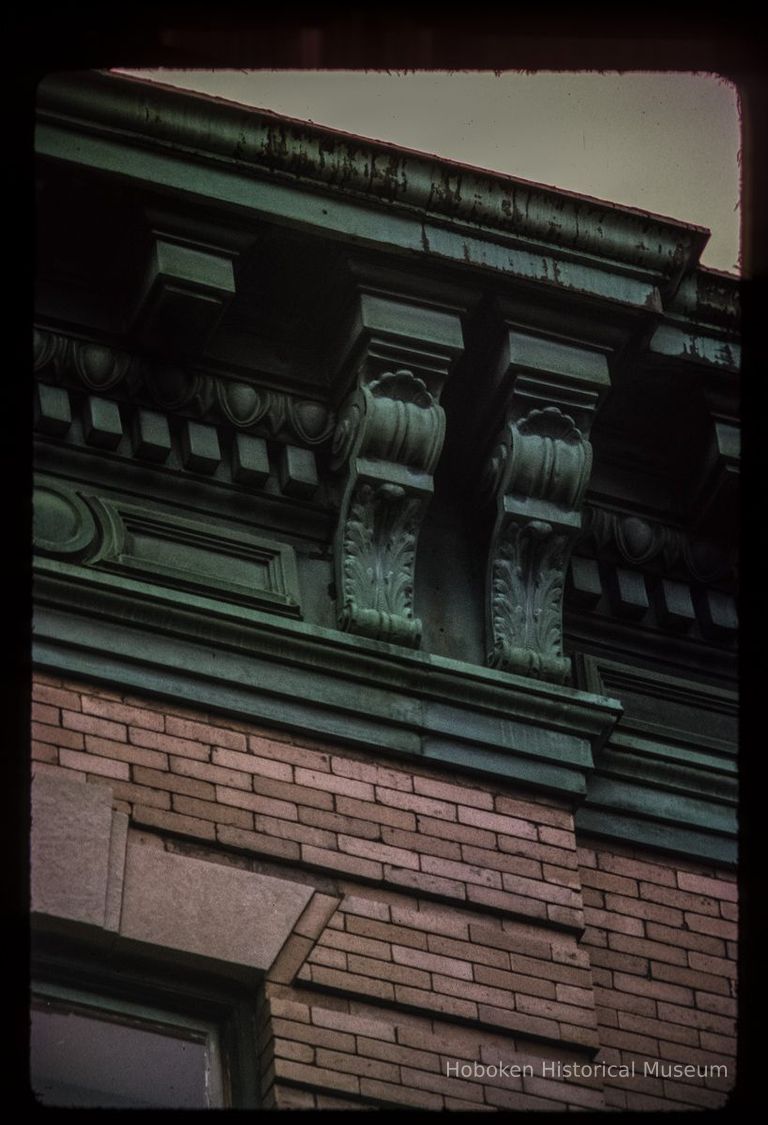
xmin=273 ymin=1057 xmax=359 ymax=1095
xmin=598 ymin=854 xmax=676 ymax=887
xmin=662 ymin=1080 xmax=728 ymax=1109
xmin=345 ymin=916 xmax=426 ymax=950
xmin=524 ymin=1075 xmax=605 ymax=1109
xmin=542 ymin=862 xmax=580 ymax=888
xmin=695 ymin=990 xmax=737 ymax=1017
xmin=466 ymin=885 xmax=547 ymax=920
xmin=337 ymin=796 xmax=415 ymax=830
xmin=302 ymin=844 xmax=382 ymax=881
xmin=210 ymin=746 xmax=293 ymax=782
xmin=307 ymin=946 xmax=346 ymax=970
xmin=646 ymin=921 xmax=725 ymax=956
xmin=106 ymin=780 xmax=171 ymax=809
xmin=391 ymin=904 xmax=468 ymax=939
xmin=31 ymin=740 xmax=58 ymax=763
xmin=580 ymin=868 xmax=639 ymax=897
xmin=608 ymin=933 xmax=687 ymax=965
xmin=217 ymin=784 xmax=297 ymax=821
xmin=305 ymin=963 xmax=394 ymax=1001
xmin=316 ymin=1047 xmax=399 ymax=1083
xmin=32 ymin=672 xmax=63 ymax=688
xmin=413 ymin=775 xmax=493 ymax=810
xmin=616 ymin=1011 xmax=698 ymax=1046
xmin=613 ymin=971 xmax=693 ymax=1006
xmin=395 ymin=983 xmax=477 ymax=1021
xmin=538 ymin=826 xmax=575 ymax=850
xmin=32 ymin=684 xmax=82 ymax=711
xmin=251 ymin=773 xmax=334 ymax=811
xmin=583 ymin=908 xmax=644 ymax=936
xmin=516 ymin=993 xmax=597 ymax=1029
xmin=341 ymin=895 xmax=391 ymax=921
xmin=458 ymin=806 xmax=536 ymax=838
xmin=298 ymin=805 xmax=378 ymax=839
xmin=217 ymin=824 xmax=300 ymax=860
xmin=555 ymin=983 xmax=593 ymax=1008
xmin=83 ymin=735 xmax=168 ymax=770
xmin=62 ymin=710 xmax=127 ymax=741
xmin=358 ymin=1077 xmax=442 ymax=1110
xmin=428 ymin=934 xmax=508 ymax=970
xmin=651 ymin=961 xmax=731 ymax=995
xmin=720 ymin=901 xmax=737 ymax=922
xmin=269 ymin=997 xmax=310 ymax=1023
xmin=386 ymin=867 xmax=466 ymax=900
xmin=274 ymin=1038 xmax=314 ymax=1063
xmin=677 ymin=871 xmax=737 ymax=903
xmin=256 ymin=814 xmax=335 ymax=849
xmin=313 ymin=1009 xmax=396 ymax=1043
xmin=166 ymin=715 xmax=246 ymax=751
xmin=393 ymin=944 xmax=473 ymax=980
xmin=374 ymin=787 xmax=456 ymax=821
xmin=421 ymin=854 xmax=501 ymax=889
xmin=250 ymin=735 xmax=329 ymax=770
xmin=170 ymin=756 xmax=249 ymax=792
xmin=594 ymin=986 xmax=656 ymax=1017
xmin=460 ymin=844 xmax=541 ymax=880
xmin=130 ymin=727 xmax=209 ymax=761
xmin=500 ymin=872 xmax=580 ymax=907
xmin=348 ymin=954 xmax=430 ymax=989
xmin=657 ymin=1001 xmax=735 ymax=1036
xmin=382 ymin=825 xmax=461 ymax=860
xmin=503 ymin=835 xmax=579 ymax=870
xmin=584 ymin=949 xmax=647 ymax=976
xmin=172 ymin=793 xmax=253 ymax=828
xmin=417 ymin=814 xmax=495 ymax=848
xmin=81 ymin=696 xmax=164 ymax=731
xmin=332 ymin=756 xmax=412 ymax=792
xmin=32 ymin=721 xmax=85 ymax=750
xmin=133 ymin=765 xmax=215 ymax=800
xmin=322 ymin=931 xmax=391 ymax=961
xmin=700 ymin=1031 xmax=736 ymax=1054
xmin=357 ymin=1037 xmax=440 ymax=1072
xmin=602 ymin=892 xmax=682 ymax=927
xmin=132 ymin=804 xmax=216 ymax=840
xmin=684 ymin=913 xmax=737 ymax=940
xmin=59 ymin=748 xmax=129 ymax=780
xmin=31 ymin=702 xmax=60 ymax=725
xmin=293 ymin=767 xmax=374 ymax=801
xmin=639 ymin=881 xmax=718 ymax=915
xmin=599 ymin=1027 xmax=659 ymax=1055
xmin=474 ymin=964 xmax=555 ymax=1000
xmin=339 ymin=835 xmax=419 ymax=870
xmin=33 ymin=761 xmax=85 ymax=782
xmin=495 ymin=794 xmax=571 ymax=829
xmin=273 ymin=1017 xmax=356 ymax=1053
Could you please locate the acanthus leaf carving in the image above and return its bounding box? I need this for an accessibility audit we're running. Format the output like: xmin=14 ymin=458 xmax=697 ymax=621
xmin=483 ymin=404 xmax=593 ymax=684
xmin=333 ymin=368 xmax=447 ymax=648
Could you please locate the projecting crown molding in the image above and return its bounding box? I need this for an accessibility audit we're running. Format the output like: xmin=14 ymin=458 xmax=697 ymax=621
xmin=37 ymin=71 xmax=720 ymax=298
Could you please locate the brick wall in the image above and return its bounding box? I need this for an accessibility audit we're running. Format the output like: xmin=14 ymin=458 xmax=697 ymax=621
xmin=31 ymin=672 xmax=737 ymax=1110
xmin=579 ymin=843 xmax=737 ymax=1110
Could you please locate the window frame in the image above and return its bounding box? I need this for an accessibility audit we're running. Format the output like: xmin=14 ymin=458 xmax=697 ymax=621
xmin=31 ymin=934 xmax=261 ymax=1109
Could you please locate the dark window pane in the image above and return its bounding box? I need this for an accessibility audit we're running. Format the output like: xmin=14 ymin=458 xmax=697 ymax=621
xmin=31 ymin=1004 xmax=213 ymax=1108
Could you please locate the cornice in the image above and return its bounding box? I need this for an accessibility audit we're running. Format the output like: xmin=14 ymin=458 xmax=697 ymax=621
xmin=36 ymin=71 xmax=718 ymax=299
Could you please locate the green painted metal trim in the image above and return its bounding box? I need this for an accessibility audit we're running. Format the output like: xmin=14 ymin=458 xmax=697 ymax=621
xmin=36 ymin=120 xmax=665 ymax=315
xmin=36 ymin=72 xmax=712 ymax=285
xmin=575 ymin=807 xmax=736 ymax=866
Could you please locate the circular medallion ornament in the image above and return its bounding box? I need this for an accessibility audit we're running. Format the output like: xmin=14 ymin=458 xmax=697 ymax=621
xmin=33 ymin=484 xmax=97 ymax=559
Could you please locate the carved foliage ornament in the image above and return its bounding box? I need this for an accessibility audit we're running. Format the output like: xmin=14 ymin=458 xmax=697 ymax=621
xmin=332 ymin=370 xmax=444 ymax=647
xmin=484 ymin=406 xmax=592 ymax=684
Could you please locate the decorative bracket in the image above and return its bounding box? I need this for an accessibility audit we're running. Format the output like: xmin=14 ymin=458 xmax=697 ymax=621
xmin=330 ymin=285 xmax=465 ymax=646
xmin=479 ymin=329 xmax=610 ymax=683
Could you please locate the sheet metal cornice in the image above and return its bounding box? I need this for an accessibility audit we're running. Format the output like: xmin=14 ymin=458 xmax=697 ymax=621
xmin=37 ymin=71 xmax=714 ymax=291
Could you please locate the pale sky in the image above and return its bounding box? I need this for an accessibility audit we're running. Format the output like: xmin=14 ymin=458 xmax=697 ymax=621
xmin=117 ymin=70 xmax=741 ymax=274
